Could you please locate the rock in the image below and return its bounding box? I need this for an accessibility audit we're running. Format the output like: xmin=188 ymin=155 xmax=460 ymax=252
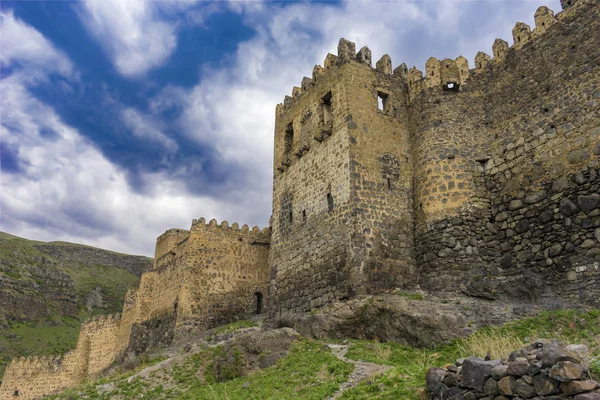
xmin=578 ymin=194 xmax=600 ymax=213
xmin=507 ymin=359 xmax=530 ymax=376
xmin=549 ymin=361 xmax=584 ymax=382
xmin=510 ymin=200 xmax=524 ymax=210
xmin=595 ymin=228 xmax=600 ymax=243
xmin=527 ymin=361 xmax=542 ymax=376
xmin=560 ymin=198 xmax=580 ymax=216
xmin=484 ymin=377 xmax=499 ymax=395
xmin=541 ymin=340 xmax=565 ymax=367
xmin=462 ymin=357 xmax=501 ymax=392
xmin=533 ymin=374 xmax=561 ymax=395
xmin=561 ymin=380 xmax=598 ymax=395
xmin=515 ymin=377 xmax=536 ymax=398
xmin=552 ymin=176 xmax=572 ymax=192
xmin=444 ymin=371 xmax=459 ymax=387
xmin=539 ymin=209 xmax=555 ymax=223
xmin=447 ymin=387 xmax=464 ymax=400
xmin=581 ymin=239 xmax=596 ymax=249
xmin=492 ymin=365 xmax=509 ymax=380
xmin=567 ymin=148 xmax=591 ymax=164
xmin=575 ymin=393 xmax=600 ymax=400
xmin=496 ymin=212 xmax=510 ymax=222
xmin=426 ymin=367 xmax=447 ymax=399
xmin=525 ymin=190 xmax=547 ymax=204
xmin=498 ymin=376 xmax=516 ymax=395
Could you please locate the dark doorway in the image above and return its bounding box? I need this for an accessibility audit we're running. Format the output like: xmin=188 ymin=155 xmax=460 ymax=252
xmin=255 ymin=292 xmax=263 ymax=314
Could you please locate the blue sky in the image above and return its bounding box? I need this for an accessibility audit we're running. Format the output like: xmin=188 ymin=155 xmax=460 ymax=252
xmin=0 ymin=0 xmax=561 ymax=256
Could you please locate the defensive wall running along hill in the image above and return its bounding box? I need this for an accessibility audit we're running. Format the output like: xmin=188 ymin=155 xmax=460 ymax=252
xmin=1 ymin=0 xmax=599 ymax=398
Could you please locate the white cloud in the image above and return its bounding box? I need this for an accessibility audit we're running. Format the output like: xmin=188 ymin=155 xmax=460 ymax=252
xmin=121 ymin=107 xmax=179 ymax=153
xmin=77 ymin=0 xmax=178 ymax=77
xmin=0 ymin=10 xmax=72 ymax=78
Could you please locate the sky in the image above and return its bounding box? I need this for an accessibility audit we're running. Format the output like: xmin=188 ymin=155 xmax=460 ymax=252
xmin=0 ymin=0 xmax=561 ymax=256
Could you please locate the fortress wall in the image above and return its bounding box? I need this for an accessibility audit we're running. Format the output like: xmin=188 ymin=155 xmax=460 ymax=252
xmin=415 ymin=0 xmax=600 ymax=303
xmin=0 ymin=315 xmax=120 ymax=400
xmin=179 ymin=219 xmax=270 ymax=330
xmin=79 ymin=315 xmax=120 ymax=376
xmin=269 ymin=58 xmax=358 ymax=316
xmin=154 ymin=228 xmax=189 ymax=268
xmin=114 ymin=288 xmax=138 ymax=357
xmin=343 ymin=58 xmax=417 ymax=290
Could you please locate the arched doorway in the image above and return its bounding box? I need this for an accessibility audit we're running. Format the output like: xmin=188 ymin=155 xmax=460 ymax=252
xmin=254 ymin=292 xmax=263 ymax=314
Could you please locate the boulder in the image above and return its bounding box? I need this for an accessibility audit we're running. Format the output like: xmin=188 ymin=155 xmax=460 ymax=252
xmin=549 ymin=361 xmax=585 ymax=382
xmin=461 ymin=357 xmax=501 ymax=392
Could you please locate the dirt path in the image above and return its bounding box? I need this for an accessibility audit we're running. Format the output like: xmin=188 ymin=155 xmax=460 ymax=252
xmin=326 ymin=343 xmax=391 ymax=399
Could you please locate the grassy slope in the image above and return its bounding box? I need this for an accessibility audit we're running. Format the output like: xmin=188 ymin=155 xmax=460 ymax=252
xmin=340 ymin=309 xmax=600 ymax=399
xmin=47 ymin=309 xmax=600 ymax=400
xmin=0 ymin=232 xmax=147 ymax=380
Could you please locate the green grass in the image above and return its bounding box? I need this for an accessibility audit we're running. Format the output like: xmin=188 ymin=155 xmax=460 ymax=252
xmin=340 ymin=309 xmax=600 ymax=399
xmin=211 ymin=320 xmax=258 ymax=336
xmin=184 ymin=339 xmax=352 ymax=400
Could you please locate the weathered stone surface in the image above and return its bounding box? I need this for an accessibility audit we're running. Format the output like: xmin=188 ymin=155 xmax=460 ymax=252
xmin=578 ymin=194 xmax=600 ymax=213
xmin=507 ymin=359 xmax=530 ymax=376
xmin=534 ymin=374 xmax=561 ymax=395
xmin=427 ymin=367 xmax=448 ymax=399
xmin=462 ymin=358 xmax=501 ymax=392
xmin=560 ymin=198 xmax=580 ymax=216
xmin=560 ymin=380 xmax=598 ymax=395
xmin=549 ymin=361 xmax=585 ymax=382
xmin=574 ymin=393 xmax=600 ymax=400
xmin=515 ymin=377 xmax=536 ymax=398
xmin=498 ymin=376 xmax=516 ymax=395
xmin=492 ymin=365 xmax=509 ymax=380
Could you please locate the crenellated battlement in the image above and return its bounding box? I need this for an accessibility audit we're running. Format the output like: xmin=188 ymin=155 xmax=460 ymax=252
xmin=278 ymin=38 xmax=405 ymax=113
xmin=190 ymin=217 xmax=270 ymax=237
xmin=279 ymin=0 xmax=590 ymax=108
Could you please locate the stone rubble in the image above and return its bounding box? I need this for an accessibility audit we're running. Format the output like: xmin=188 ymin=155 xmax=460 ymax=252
xmin=427 ymin=340 xmax=600 ymax=399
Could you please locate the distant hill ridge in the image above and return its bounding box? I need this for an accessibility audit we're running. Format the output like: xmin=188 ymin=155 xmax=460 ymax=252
xmin=0 ymin=231 xmax=152 ymax=382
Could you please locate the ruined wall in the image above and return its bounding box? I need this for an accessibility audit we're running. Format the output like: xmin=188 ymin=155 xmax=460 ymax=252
xmin=154 ymin=228 xmax=190 ymax=269
xmin=414 ymin=0 xmax=600 ymax=305
xmin=180 ymin=219 xmax=270 ymax=330
xmin=1 ymin=216 xmax=269 ymax=399
xmin=0 ymin=315 xmax=118 ymax=400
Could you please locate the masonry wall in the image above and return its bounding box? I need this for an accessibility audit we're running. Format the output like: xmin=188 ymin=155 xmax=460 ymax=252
xmin=180 ymin=219 xmax=270 ymax=330
xmin=343 ymin=58 xmax=417 ymax=290
xmin=269 ymin=58 xmax=356 ymax=316
xmin=0 ymin=315 xmax=118 ymax=400
xmin=414 ymin=0 xmax=600 ymax=305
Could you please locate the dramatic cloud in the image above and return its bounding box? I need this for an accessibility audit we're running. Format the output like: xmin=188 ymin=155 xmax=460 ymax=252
xmin=1 ymin=0 xmax=562 ymax=256
xmin=0 ymin=10 xmax=72 ymax=78
xmin=77 ymin=0 xmax=179 ymax=77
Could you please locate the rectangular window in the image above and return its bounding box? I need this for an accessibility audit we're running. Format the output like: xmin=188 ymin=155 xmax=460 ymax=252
xmin=284 ymin=122 xmax=294 ymax=155
xmin=327 ymin=192 xmax=334 ymax=213
xmin=377 ymin=91 xmax=389 ymax=112
xmin=322 ymin=92 xmax=332 ymax=124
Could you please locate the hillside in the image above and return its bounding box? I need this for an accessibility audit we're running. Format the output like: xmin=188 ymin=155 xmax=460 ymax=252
xmin=46 ymin=309 xmax=600 ymax=399
xmin=0 ymin=231 xmax=152 ymax=380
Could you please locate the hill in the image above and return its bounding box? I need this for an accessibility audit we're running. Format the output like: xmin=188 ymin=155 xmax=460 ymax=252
xmin=0 ymin=231 xmax=152 ymax=380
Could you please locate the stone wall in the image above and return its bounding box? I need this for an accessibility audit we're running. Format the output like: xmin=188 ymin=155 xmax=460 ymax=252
xmin=0 ymin=217 xmax=270 ymax=399
xmin=0 ymin=314 xmax=119 ymax=400
xmin=414 ymin=0 xmax=600 ymax=305
xmin=427 ymin=340 xmax=599 ymax=399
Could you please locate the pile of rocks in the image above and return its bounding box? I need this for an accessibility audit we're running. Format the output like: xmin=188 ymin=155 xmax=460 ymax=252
xmin=427 ymin=340 xmax=599 ymax=399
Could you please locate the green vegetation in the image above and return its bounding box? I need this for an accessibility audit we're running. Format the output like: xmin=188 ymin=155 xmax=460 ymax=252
xmin=340 ymin=309 xmax=600 ymax=399
xmin=0 ymin=232 xmax=149 ymax=381
xmin=211 ymin=319 xmax=258 ymax=336
xmin=43 ymin=309 xmax=600 ymax=400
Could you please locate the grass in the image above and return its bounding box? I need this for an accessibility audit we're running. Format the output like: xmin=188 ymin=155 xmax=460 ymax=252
xmin=0 ymin=231 xmax=147 ymax=383
xmin=340 ymin=309 xmax=600 ymax=399
xmin=211 ymin=320 xmax=258 ymax=336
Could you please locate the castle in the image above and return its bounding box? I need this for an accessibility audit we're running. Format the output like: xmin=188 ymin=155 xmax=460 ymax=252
xmin=2 ymin=0 xmax=599 ymax=398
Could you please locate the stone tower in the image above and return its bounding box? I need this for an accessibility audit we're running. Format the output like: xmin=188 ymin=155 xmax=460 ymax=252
xmin=268 ymin=39 xmax=417 ymax=316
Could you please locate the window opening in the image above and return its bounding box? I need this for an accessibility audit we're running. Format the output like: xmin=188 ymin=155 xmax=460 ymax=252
xmin=174 ymin=301 xmax=178 ymax=312
xmin=302 ymin=210 xmax=307 ymax=222
xmin=444 ymin=82 xmax=460 ymax=92
xmin=255 ymin=292 xmax=263 ymax=314
xmin=377 ymin=92 xmax=389 ymax=112
xmin=387 ymin=179 xmax=392 ymax=190
xmin=284 ymin=123 xmax=294 ymax=155
xmin=322 ymin=92 xmax=332 ymax=124
xmin=327 ymin=192 xmax=334 ymax=213
xmin=13 ymin=390 xmax=20 ymax=397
